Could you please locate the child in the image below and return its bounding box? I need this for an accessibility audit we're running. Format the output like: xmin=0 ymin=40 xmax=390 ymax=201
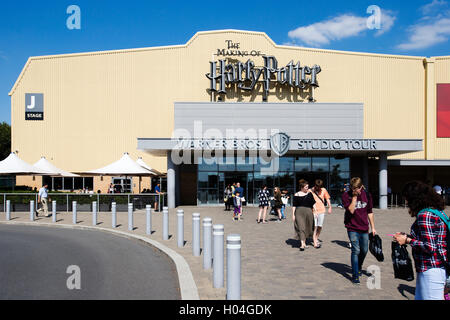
xmin=281 ymin=190 xmax=289 ymax=220
xmin=233 ymin=191 xmax=242 ymax=221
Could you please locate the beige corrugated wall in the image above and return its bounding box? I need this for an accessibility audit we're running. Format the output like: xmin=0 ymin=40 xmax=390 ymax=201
xmin=9 ymin=30 xmax=447 ymax=191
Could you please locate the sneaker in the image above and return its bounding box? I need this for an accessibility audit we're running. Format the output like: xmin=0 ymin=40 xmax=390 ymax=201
xmin=277 ymin=219 xmax=281 ymax=223
xmin=352 ymin=277 xmax=360 ymax=285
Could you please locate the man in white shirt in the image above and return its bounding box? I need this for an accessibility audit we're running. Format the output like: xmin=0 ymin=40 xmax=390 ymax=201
xmin=36 ymin=184 xmax=50 ymax=217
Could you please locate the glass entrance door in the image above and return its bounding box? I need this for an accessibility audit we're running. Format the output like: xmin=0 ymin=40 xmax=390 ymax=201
xmin=224 ymin=173 xmax=249 ymax=206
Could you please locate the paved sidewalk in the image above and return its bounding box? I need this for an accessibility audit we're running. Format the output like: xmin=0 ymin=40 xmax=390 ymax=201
xmin=2 ymin=205 xmax=418 ymax=300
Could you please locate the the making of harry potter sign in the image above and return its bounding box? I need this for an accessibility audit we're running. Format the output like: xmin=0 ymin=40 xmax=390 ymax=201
xmin=206 ymin=41 xmax=322 ymax=98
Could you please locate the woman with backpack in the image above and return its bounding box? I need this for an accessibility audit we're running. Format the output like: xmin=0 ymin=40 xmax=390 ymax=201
xmin=393 ymin=180 xmax=449 ymax=300
xmin=310 ymin=179 xmax=332 ymax=248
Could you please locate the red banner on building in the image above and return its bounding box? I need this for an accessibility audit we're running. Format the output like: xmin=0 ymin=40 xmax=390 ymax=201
xmin=437 ymin=84 xmax=450 ymax=138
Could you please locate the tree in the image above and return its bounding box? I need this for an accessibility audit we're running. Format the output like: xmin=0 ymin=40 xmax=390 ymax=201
xmin=0 ymin=122 xmax=11 ymax=160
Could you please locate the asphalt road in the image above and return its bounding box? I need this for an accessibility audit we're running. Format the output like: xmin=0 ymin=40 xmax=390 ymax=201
xmin=0 ymin=224 xmax=181 ymax=300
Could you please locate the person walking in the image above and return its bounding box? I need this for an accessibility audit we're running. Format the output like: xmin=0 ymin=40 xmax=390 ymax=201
xmin=274 ymin=187 xmax=283 ymax=223
xmin=342 ymin=177 xmax=376 ymax=285
xmin=235 ymin=182 xmax=245 ymax=214
xmin=281 ymin=189 xmax=289 ymax=220
xmin=257 ymin=185 xmax=270 ymax=224
xmin=224 ymin=184 xmax=233 ymax=211
xmin=292 ymin=179 xmax=316 ymax=251
xmin=36 ymin=184 xmax=51 ymax=217
xmin=310 ymin=179 xmax=332 ymax=248
xmin=153 ymin=183 xmax=162 ymax=211
xmin=233 ymin=190 xmax=243 ymax=221
xmin=393 ymin=181 xmax=448 ymax=300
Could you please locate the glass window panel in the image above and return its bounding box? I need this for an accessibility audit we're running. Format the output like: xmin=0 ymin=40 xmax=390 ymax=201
xmin=53 ymin=177 xmax=63 ymax=191
xmin=207 ymin=189 xmax=219 ymax=204
xmin=74 ymin=177 xmax=83 ymax=191
xmin=312 ymin=157 xmax=329 ymax=172
xmin=43 ymin=176 xmax=52 ymax=189
xmin=198 ymin=157 xmax=218 ymax=171
xmin=329 ymin=171 xmax=350 ymax=190
xmin=295 ymin=157 xmax=311 ymax=172
xmin=198 ymin=172 xmax=219 ymax=189
xmin=330 ymin=157 xmax=350 ymax=172
xmin=84 ymin=178 xmax=94 ymax=190
xmin=254 ymin=156 xmax=275 ymax=174
xmin=197 ymin=189 xmax=208 ymax=205
xmin=236 ymin=156 xmax=253 ymax=172
xmin=278 ymin=172 xmax=295 ymax=190
xmin=63 ymin=177 xmax=73 ymax=191
xmin=218 ymin=156 xmax=235 ymax=172
xmin=278 ymin=157 xmax=294 ymax=171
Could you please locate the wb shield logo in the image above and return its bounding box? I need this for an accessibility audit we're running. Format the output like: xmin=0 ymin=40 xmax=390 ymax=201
xmin=270 ymin=133 xmax=290 ymax=157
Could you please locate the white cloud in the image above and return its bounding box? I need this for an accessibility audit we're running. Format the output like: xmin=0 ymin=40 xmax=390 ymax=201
xmin=421 ymin=0 xmax=447 ymax=15
xmin=397 ymin=1 xmax=450 ymax=51
xmin=376 ymin=10 xmax=397 ymax=36
xmin=287 ymin=11 xmax=396 ymax=47
xmin=397 ymin=17 xmax=450 ymax=50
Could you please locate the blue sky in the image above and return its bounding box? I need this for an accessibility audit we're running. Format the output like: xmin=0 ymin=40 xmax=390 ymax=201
xmin=1 ymin=0 xmax=450 ymax=124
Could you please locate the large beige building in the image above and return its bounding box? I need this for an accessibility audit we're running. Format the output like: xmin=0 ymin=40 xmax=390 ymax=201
xmin=9 ymin=30 xmax=450 ymax=208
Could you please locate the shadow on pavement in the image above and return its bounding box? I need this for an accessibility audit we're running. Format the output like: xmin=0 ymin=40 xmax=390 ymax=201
xmin=398 ymin=284 xmax=415 ymax=299
xmin=321 ymin=262 xmax=353 ymax=281
xmin=332 ymin=240 xmax=351 ymax=249
xmin=285 ymin=238 xmax=300 ymax=248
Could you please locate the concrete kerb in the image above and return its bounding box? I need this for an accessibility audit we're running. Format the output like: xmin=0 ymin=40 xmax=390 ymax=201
xmin=0 ymin=220 xmax=199 ymax=300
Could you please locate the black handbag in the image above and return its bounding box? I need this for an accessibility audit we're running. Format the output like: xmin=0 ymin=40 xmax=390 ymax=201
xmin=369 ymin=233 xmax=384 ymax=262
xmin=391 ymin=241 xmax=415 ymax=281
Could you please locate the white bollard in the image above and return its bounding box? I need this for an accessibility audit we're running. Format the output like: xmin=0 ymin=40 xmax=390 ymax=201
xmin=213 ymin=224 xmax=224 ymax=288
xmin=177 ymin=209 xmax=184 ymax=248
xmin=52 ymin=200 xmax=57 ymax=223
xmin=72 ymin=201 xmax=77 ymax=224
xmin=163 ymin=208 xmax=169 ymax=240
xmin=227 ymin=234 xmax=241 ymax=300
xmin=111 ymin=202 xmax=117 ymax=228
xmin=192 ymin=213 xmax=201 ymax=256
xmin=128 ymin=203 xmax=133 ymax=231
xmin=146 ymin=205 xmax=152 ymax=235
xmin=6 ymin=200 xmax=11 ymax=221
xmin=203 ymin=217 xmax=213 ymax=270
xmin=30 ymin=200 xmax=35 ymax=221
xmin=92 ymin=201 xmax=97 ymax=226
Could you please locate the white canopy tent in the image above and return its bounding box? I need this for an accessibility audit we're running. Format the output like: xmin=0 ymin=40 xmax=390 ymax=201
xmin=136 ymin=157 xmax=163 ymax=176
xmin=84 ymin=153 xmax=156 ymax=193
xmin=34 ymin=157 xmax=80 ymax=191
xmin=34 ymin=157 xmax=80 ymax=177
xmin=0 ymin=153 xmax=54 ymax=176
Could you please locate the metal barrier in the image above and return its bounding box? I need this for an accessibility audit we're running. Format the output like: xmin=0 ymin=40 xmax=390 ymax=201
xmin=0 ymin=193 xmax=166 ymax=213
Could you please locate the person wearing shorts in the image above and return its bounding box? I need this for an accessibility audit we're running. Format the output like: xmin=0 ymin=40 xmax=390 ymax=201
xmin=310 ymin=179 xmax=332 ymax=248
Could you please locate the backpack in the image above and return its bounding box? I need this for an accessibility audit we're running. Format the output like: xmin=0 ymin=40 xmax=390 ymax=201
xmin=418 ymin=208 xmax=450 ymax=272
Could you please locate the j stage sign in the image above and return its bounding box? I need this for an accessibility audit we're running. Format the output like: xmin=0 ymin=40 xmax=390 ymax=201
xmin=206 ymin=56 xmax=321 ymax=97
